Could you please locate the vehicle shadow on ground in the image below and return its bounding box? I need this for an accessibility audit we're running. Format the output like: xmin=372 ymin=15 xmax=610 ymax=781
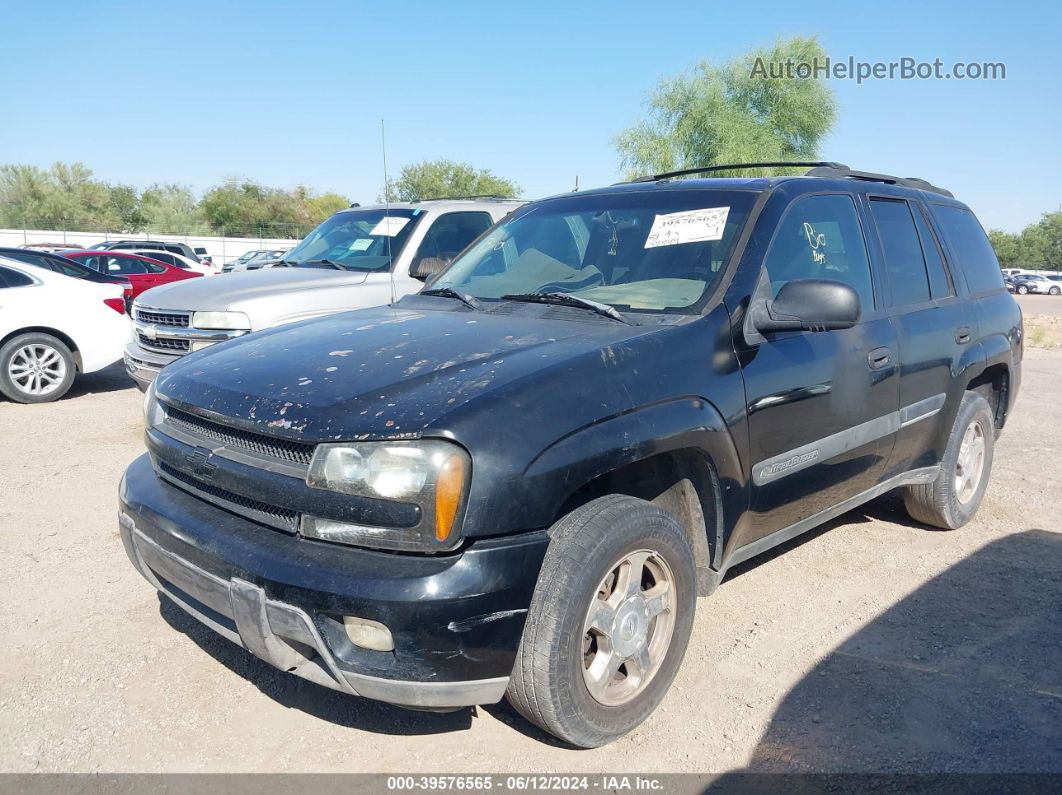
xmin=67 ymin=360 xmax=136 ymax=398
xmin=157 ymin=595 xmax=475 ymax=736
xmin=725 ymin=528 xmax=1062 ymax=774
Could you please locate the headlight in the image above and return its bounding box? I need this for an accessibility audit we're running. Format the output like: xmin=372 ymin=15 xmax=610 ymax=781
xmin=191 ymin=310 xmax=250 ymax=330
xmin=143 ymin=380 xmax=164 ymax=429
xmin=303 ymin=440 xmax=470 ymax=552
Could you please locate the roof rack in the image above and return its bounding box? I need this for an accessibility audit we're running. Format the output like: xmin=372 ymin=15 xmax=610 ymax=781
xmin=629 ymin=161 xmax=847 ymax=183
xmin=804 ymin=165 xmax=953 ymax=197
xmin=629 ymin=161 xmax=953 ymax=198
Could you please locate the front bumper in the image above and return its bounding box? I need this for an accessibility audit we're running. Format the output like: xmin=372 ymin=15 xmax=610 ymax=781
xmin=124 ymin=343 xmax=180 ymax=390
xmin=119 ymin=454 xmax=548 ymax=708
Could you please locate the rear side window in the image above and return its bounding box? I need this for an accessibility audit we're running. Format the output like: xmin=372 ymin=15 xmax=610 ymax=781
xmin=104 ymin=256 xmax=148 ymax=275
xmin=764 ymin=194 xmax=875 ymax=312
xmin=911 ymin=207 xmax=953 ymax=299
xmin=870 ymin=198 xmax=933 ymax=306
xmin=931 ymin=205 xmax=1004 ymax=294
xmin=0 ymin=266 xmax=34 ymax=287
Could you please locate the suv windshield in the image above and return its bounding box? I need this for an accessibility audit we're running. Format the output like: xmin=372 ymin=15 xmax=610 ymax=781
xmin=433 ymin=190 xmax=756 ymax=313
xmin=284 ymin=208 xmax=422 ymax=271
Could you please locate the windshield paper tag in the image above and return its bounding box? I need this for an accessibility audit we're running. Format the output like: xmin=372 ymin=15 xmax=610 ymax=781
xmin=645 ymin=206 xmax=730 ymax=248
xmin=349 ymin=238 xmax=373 ymax=251
xmin=370 ymin=216 xmax=410 ymax=237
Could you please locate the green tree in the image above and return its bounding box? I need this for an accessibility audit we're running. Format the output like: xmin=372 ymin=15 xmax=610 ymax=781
xmin=0 ymin=162 xmax=121 ymax=230
xmin=615 ymin=36 xmax=838 ymax=178
xmin=305 ymin=191 xmax=351 ymax=223
xmin=108 ymin=184 xmax=145 ymax=231
xmin=139 ymin=183 xmax=205 ymax=234
xmin=381 ymin=159 xmax=520 ymax=202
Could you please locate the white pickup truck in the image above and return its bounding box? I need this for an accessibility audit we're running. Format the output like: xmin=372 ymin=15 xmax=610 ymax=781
xmin=124 ymin=198 xmax=521 ymax=389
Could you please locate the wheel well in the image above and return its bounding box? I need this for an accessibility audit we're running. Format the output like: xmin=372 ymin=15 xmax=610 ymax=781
xmin=557 ymin=449 xmax=722 ymax=595
xmin=0 ymin=327 xmax=82 ymax=372
xmin=967 ymin=364 xmax=1009 ymax=429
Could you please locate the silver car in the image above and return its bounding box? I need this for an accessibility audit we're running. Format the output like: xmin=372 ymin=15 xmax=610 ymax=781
xmin=124 ymin=198 xmax=521 ymax=389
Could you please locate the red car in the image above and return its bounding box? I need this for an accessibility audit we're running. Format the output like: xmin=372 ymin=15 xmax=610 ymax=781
xmin=59 ymin=250 xmax=201 ymax=299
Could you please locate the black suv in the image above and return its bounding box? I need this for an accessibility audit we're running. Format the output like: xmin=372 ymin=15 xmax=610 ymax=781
xmin=119 ymin=163 xmax=1021 ymax=747
xmin=97 ymin=239 xmax=201 ymax=262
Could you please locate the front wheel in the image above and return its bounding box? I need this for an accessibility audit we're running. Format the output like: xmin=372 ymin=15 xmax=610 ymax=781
xmin=1016 ymin=285 xmax=1029 ymax=295
xmin=903 ymin=391 xmax=995 ymax=529
xmin=506 ymin=495 xmax=696 ymax=748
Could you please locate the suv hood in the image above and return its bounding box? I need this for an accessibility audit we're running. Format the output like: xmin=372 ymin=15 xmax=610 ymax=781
xmin=156 ymin=302 xmax=667 ymax=441
xmin=137 ymin=267 xmax=368 ymax=310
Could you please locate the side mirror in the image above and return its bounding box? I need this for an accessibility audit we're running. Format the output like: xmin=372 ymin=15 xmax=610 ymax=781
xmin=748 ymin=278 xmax=860 ymax=337
xmin=409 ymin=256 xmax=449 ymax=282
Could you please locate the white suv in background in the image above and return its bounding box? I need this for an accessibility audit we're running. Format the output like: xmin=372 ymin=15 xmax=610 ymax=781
xmin=123 ymin=198 xmax=522 ymax=389
xmin=0 ymin=257 xmax=130 ymax=403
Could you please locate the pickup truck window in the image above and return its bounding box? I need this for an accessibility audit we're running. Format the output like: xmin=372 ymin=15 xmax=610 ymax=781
xmin=434 ymin=191 xmax=756 ymax=313
xmin=870 ymin=198 xmax=932 ymax=307
xmin=285 ymin=208 xmax=420 ymax=271
xmin=932 ymin=205 xmax=1005 ymax=294
xmin=415 ymin=212 xmax=493 ymax=264
xmin=764 ymin=194 xmax=875 ymax=312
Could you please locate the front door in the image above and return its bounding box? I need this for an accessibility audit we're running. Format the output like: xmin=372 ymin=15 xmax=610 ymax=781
xmin=732 ymin=191 xmax=900 ymax=547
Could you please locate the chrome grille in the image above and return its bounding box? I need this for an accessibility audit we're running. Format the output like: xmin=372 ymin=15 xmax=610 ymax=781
xmin=138 ymin=333 xmax=190 ymax=352
xmin=163 ymin=405 xmax=315 ymax=466
xmin=136 ymin=308 xmax=190 ymax=327
xmin=158 ymin=461 xmax=299 ymax=533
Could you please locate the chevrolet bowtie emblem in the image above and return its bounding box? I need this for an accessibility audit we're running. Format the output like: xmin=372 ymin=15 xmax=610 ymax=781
xmin=188 ymin=448 xmax=217 ymax=478
xmin=144 ymin=325 xmax=158 ymax=341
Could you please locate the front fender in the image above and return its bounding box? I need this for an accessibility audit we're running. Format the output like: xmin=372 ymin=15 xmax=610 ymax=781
xmin=520 ymin=396 xmax=747 ymax=564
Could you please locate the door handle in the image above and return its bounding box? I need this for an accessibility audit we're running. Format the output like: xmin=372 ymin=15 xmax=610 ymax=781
xmin=868 ymin=347 xmax=891 ymax=369
xmin=955 ymin=326 xmax=972 ymax=344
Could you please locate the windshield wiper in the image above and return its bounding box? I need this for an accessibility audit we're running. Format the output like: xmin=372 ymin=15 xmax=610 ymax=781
xmin=501 ymin=292 xmax=632 ymax=324
xmin=420 ymin=287 xmax=482 ymax=310
xmin=302 ymin=258 xmax=347 ymax=270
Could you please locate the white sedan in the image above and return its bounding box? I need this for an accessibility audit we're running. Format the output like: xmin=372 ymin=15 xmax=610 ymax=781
xmin=123 ymin=249 xmax=218 ymax=276
xmin=0 ymin=257 xmax=131 ymax=403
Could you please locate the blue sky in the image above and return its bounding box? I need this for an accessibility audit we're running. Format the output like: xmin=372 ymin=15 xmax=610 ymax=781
xmin=1 ymin=0 xmax=1058 ymax=231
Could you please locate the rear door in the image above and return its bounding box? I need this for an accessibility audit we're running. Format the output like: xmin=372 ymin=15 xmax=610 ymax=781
xmin=866 ymin=196 xmax=974 ymax=476
xmin=733 ymin=188 xmax=900 ymax=546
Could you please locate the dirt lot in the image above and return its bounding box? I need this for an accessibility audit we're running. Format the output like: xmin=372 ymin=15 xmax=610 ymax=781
xmin=0 ymin=349 xmax=1059 ymax=774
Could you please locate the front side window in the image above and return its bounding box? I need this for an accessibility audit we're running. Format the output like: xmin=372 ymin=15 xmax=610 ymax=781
xmin=285 ymin=208 xmax=422 ymax=271
xmin=763 ymin=194 xmax=875 ymax=312
xmin=870 ymin=198 xmax=931 ymax=307
xmin=414 ymin=212 xmax=493 ymax=268
xmin=433 ymin=191 xmax=757 ymax=313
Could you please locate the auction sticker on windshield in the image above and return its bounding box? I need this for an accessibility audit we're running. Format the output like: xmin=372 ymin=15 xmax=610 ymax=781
xmin=645 ymin=206 xmax=730 ymax=248
xmin=370 ymin=217 xmax=411 ymax=236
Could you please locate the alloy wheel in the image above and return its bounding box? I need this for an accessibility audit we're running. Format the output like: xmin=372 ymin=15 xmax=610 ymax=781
xmin=954 ymin=419 xmax=986 ymax=504
xmin=8 ymin=344 xmax=67 ymax=397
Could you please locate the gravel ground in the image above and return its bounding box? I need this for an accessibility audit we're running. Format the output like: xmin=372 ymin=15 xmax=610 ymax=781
xmin=0 ymin=350 xmax=1059 ymax=774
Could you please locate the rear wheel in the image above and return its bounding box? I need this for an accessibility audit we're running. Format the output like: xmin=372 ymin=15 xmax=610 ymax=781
xmin=1049 ymin=286 xmax=1061 ymax=296
xmin=1016 ymin=285 xmax=1029 ymax=295
xmin=903 ymin=391 xmax=995 ymax=529
xmin=0 ymin=333 xmax=76 ymax=403
xmin=506 ymin=495 xmax=696 ymax=748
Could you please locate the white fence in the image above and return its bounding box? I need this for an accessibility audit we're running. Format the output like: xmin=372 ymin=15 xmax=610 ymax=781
xmin=0 ymin=228 xmax=301 ymax=266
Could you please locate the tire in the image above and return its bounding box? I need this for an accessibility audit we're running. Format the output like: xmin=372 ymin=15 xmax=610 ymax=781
xmin=1016 ymin=285 xmax=1029 ymax=295
xmin=0 ymin=332 xmax=77 ymax=404
xmin=1050 ymin=287 xmax=1061 ymax=296
xmin=903 ymin=392 xmax=995 ymax=530
xmin=506 ymin=495 xmax=697 ymax=748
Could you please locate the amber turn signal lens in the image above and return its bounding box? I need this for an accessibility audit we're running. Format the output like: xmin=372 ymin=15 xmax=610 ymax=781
xmin=434 ymin=454 xmax=465 ymax=542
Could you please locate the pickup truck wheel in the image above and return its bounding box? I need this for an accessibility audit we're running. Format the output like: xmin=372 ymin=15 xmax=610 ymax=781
xmin=903 ymin=391 xmax=995 ymax=529
xmin=0 ymin=333 xmax=76 ymax=404
xmin=506 ymin=495 xmax=696 ymax=748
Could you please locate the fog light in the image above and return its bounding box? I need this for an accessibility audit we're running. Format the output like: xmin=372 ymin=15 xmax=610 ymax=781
xmin=343 ymin=616 xmax=394 ymax=651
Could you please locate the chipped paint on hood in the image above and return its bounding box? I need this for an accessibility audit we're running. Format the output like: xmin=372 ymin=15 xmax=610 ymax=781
xmin=156 ymin=303 xmax=664 ymax=442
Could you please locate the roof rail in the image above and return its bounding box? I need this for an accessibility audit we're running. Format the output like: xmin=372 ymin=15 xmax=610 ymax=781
xmin=804 ymin=165 xmax=953 ymax=198
xmin=629 ymin=161 xmax=849 ymax=183
xmin=412 ymin=194 xmax=518 ymax=202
